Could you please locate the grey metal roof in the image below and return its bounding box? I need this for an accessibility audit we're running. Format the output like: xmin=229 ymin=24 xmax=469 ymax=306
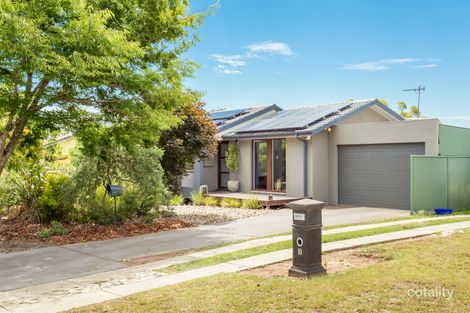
xmin=239 ymin=102 xmax=347 ymax=132
xmin=215 ymin=104 xmax=282 ymax=134
xmin=224 ymin=99 xmax=403 ymax=139
xmin=210 ymin=109 xmax=247 ymax=125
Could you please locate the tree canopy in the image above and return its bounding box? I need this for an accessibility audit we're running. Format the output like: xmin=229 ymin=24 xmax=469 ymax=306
xmin=0 ymin=0 xmax=207 ymax=176
xmin=397 ymin=101 xmax=421 ymax=118
xmin=159 ymin=102 xmax=217 ymax=193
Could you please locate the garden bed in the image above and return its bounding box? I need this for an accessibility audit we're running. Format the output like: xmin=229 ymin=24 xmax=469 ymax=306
xmin=0 ymin=206 xmax=271 ymax=253
xmin=0 ymin=218 xmax=190 ymax=253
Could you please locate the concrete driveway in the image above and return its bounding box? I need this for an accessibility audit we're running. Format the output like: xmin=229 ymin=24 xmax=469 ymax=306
xmin=0 ymin=206 xmax=407 ymax=292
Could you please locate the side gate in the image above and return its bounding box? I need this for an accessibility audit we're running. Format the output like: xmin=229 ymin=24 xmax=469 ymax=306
xmin=411 ymin=156 xmax=470 ymax=211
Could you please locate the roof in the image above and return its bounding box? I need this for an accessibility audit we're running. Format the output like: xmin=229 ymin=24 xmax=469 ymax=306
xmin=209 ymin=109 xmax=248 ymax=126
xmin=223 ymin=99 xmax=403 ymax=139
xmin=210 ymin=104 xmax=282 ymax=135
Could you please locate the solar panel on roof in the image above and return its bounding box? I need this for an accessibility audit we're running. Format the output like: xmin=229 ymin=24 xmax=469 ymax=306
xmin=241 ymin=102 xmax=347 ymax=132
xmin=209 ymin=109 xmax=246 ymax=121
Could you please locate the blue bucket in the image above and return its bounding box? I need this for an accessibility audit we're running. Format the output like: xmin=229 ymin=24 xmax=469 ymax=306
xmin=434 ymin=208 xmax=453 ymax=215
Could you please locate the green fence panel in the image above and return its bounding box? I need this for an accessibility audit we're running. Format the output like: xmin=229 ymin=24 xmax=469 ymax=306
xmin=448 ymin=157 xmax=470 ymax=210
xmin=411 ymin=156 xmax=448 ymax=211
xmin=439 ymin=124 xmax=470 ymax=156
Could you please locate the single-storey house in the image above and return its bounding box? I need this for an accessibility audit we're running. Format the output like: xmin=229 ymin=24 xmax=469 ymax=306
xmin=182 ymin=98 xmax=453 ymax=210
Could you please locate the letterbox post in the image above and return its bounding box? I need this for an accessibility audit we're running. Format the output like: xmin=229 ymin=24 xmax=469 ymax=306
xmin=288 ymin=199 xmax=326 ymax=278
xmin=106 ymin=184 xmax=123 ymax=221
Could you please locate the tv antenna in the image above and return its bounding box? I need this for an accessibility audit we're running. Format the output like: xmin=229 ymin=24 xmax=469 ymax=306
xmin=403 ymin=85 xmax=425 ymax=112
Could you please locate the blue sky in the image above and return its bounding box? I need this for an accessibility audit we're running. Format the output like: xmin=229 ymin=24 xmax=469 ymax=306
xmin=186 ymin=0 xmax=470 ymax=127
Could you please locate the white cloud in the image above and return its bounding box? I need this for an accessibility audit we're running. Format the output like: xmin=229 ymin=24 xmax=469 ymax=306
xmin=341 ymin=58 xmax=442 ymax=71
xmin=246 ymin=41 xmax=294 ymax=56
xmin=209 ymin=54 xmax=246 ymax=67
xmin=209 ymin=41 xmax=294 ymax=75
xmin=215 ymin=65 xmax=242 ymax=75
xmin=341 ymin=58 xmax=418 ymax=71
xmin=413 ymin=64 xmax=438 ymax=68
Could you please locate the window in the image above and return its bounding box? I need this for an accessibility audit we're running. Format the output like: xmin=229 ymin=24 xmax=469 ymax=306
xmin=272 ymin=139 xmax=286 ymax=191
xmin=252 ymin=139 xmax=286 ymax=192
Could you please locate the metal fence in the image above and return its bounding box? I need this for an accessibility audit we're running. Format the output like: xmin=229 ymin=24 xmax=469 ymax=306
xmin=411 ymin=156 xmax=470 ymax=211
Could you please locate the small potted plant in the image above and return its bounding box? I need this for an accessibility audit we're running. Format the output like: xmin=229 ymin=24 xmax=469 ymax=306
xmin=225 ymin=141 xmax=240 ymax=192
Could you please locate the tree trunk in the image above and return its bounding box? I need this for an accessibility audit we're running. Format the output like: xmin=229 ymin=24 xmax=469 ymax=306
xmin=0 ymin=119 xmax=27 ymax=177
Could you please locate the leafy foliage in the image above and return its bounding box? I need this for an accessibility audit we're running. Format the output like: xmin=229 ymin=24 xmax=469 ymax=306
xmin=169 ymin=194 xmax=184 ymax=206
xmin=0 ymin=137 xmax=65 ymax=222
xmin=38 ymin=221 xmax=68 ymax=239
xmin=204 ymin=197 xmax=219 ymax=207
xmin=220 ymin=197 xmax=241 ymax=208
xmin=159 ymin=102 xmax=218 ymax=193
xmin=190 ymin=191 xmax=206 ymax=206
xmin=0 ymin=0 xmax=208 ymax=177
xmin=63 ymin=143 xmax=168 ymax=224
xmin=225 ymin=142 xmax=240 ymax=180
xmin=397 ymin=101 xmax=421 ymax=118
xmin=38 ymin=173 xmax=71 ymax=222
xmin=241 ymin=197 xmax=261 ymax=210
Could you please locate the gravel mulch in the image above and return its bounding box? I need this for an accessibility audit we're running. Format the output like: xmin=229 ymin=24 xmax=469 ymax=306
xmin=170 ymin=205 xmax=271 ymax=226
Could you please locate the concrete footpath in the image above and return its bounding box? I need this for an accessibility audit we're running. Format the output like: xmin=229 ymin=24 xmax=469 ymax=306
xmin=1 ymin=219 xmax=469 ymax=313
xmin=0 ymin=206 xmax=407 ymax=292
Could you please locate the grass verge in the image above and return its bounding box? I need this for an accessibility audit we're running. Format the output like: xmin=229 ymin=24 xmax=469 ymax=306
xmin=69 ymin=229 xmax=470 ymax=313
xmin=159 ymin=217 xmax=470 ymax=273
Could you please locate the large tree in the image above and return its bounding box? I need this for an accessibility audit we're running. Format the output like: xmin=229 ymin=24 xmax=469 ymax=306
xmin=159 ymin=102 xmax=218 ymax=193
xmin=0 ymin=0 xmax=206 ymax=176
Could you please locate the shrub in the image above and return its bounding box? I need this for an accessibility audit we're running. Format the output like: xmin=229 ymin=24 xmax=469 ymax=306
xmin=225 ymin=142 xmax=240 ymax=180
xmin=169 ymin=194 xmax=184 ymax=206
xmin=0 ymin=164 xmax=46 ymax=222
xmin=204 ymin=197 xmax=219 ymax=207
xmin=220 ymin=197 xmax=241 ymax=208
xmin=38 ymin=221 xmax=68 ymax=239
xmin=191 ymin=191 xmax=206 ymax=206
xmin=241 ymin=196 xmax=261 ymax=209
xmin=38 ymin=173 xmax=71 ymax=223
xmin=64 ymin=146 xmax=167 ymax=224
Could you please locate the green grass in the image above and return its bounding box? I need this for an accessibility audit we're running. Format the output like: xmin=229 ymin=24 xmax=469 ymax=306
xmin=158 ymin=216 xmax=470 ymax=274
xmin=69 ymin=229 xmax=470 ymax=313
xmin=323 ymin=214 xmax=433 ymax=230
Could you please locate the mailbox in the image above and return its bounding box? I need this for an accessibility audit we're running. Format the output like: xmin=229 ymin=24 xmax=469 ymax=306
xmin=288 ymin=199 xmax=326 ymax=278
xmin=106 ymin=184 xmax=123 ymax=197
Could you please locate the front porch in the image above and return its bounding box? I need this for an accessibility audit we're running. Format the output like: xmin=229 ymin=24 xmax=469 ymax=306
xmin=207 ymin=190 xmax=303 ymax=208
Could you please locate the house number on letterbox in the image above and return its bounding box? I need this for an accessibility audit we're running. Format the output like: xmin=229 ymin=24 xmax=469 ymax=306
xmin=293 ymin=213 xmax=305 ymax=221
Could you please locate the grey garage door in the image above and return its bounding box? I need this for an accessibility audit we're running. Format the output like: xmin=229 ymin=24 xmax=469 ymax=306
xmin=338 ymin=143 xmax=425 ymax=210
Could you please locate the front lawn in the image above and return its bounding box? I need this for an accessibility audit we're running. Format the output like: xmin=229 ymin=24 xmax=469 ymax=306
xmin=159 ymin=216 xmax=470 ymax=273
xmin=70 ymin=229 xmax=470 ymax=313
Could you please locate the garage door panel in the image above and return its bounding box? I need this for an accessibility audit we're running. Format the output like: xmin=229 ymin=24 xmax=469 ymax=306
xmin=338 ymin=143 xmax=425 ymax=209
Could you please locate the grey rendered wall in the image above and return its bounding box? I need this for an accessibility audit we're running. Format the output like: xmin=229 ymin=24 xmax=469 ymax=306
xmin=339 ymin=105 xmax=391 ymax=124
xmin=201 ymin=156 xmax=218 ymax=191
xmin=286 ymin=138 xmax=305 ymax=197
xmin=311 ymin=131 xmax=329 ymax=202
